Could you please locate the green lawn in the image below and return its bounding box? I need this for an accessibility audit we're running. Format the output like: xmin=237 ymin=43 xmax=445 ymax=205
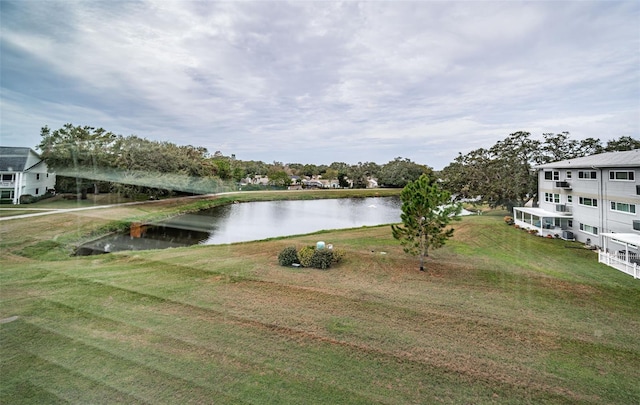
xmin=1 ymin=199 xmax=638 ymax=404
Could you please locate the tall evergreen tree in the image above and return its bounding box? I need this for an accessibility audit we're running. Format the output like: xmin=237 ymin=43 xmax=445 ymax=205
xmin=392 ymin=174 xmax=461 ymax=271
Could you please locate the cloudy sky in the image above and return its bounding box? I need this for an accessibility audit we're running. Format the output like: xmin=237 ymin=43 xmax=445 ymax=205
xmin=1 ymin=1 xmax=638 ymax=169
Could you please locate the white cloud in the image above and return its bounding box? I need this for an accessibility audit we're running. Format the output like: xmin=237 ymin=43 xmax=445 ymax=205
xmin=1 ymin=0 xmax=638 ymax=169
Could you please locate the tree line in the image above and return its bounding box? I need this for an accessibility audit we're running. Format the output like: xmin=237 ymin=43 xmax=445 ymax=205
xmin=440 ymin=131 xmax=639 ymax=210
xmin=37 ymin=124 xmax=432 ymax=198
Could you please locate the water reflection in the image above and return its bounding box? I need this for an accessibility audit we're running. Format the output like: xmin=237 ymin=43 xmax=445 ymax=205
xmin=77 ymin=196 xmax=401 ymax=255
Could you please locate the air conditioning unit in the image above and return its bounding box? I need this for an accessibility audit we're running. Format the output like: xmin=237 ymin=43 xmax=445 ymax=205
xmin=562 ymin=230 xmax=574 ymax=240
xmin=555 ymin=181 xmax=571 ymax=189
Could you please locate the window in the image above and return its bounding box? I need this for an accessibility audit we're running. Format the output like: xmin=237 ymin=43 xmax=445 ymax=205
xmin=0 ymin=190 xmax=13 ymax=199
xmin=567 ymin=195 xmax=573 ymax=204
xmin=579 ymin=223 xmax=598 ymax=235
xmin=634 ymin=220 xmax=640 ymax=231
xmin=578 ymin=171 xmax=597 ymax=179
xmin=544 ymin=171 xmax=559 ymax=181
xmin=637 ymin=185 xmax=640 ymax=195
xmin=545 ymin=193 xmax=560 ymax=203
xmin=566 ymin=171 xmax=572 ymax=179
xmin=36 ymin=173 xmax=40 ymax=180
xmin=35 ymin=188 xmax=39 ymax=195
xmin=1 ymin=174 xmax=13 ymax=181
xmin=568 ymin=220 xmax=573 ymax=228
xmin=610 ymin=201 xmax=636 ymax=214
xmin=609 ymin=171 xmax=635 ymax=181
xmin=579 ymin=197 xmax=598 ymax=207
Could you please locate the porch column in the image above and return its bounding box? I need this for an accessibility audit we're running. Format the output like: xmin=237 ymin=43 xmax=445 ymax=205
xmin=13 ymin=172 xmax=22 ymax=204
xmin=624 ymin=242 xmax=630 ymax=264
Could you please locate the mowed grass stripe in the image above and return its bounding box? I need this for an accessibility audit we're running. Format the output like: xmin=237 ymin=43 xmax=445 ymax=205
xmin=30 ymin=290 xmax=430 ymax=403
xmin=2 ymin=318 xmax=249 ymax=405
xmin=8 ymin=238 xmax=640 ymax=400
xmin=25 ymin=301 xmax=401 ymax=405
xmin=11 ymin=278 xmax=568 ymax=404
xmin=21 ymin=266 xmax=607 ymax=403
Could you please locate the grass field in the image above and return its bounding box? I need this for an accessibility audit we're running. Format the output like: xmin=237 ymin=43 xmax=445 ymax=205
xmin=1 ymin=194 xmax=639 ymax=404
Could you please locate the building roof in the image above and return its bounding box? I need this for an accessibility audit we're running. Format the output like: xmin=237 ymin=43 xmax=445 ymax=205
xmin=535 ymin=149 xmax=640 ymax=170
xmin=513 ymin=206 xmax=572 ymax=219
xmin=601 ymin=233 xmax=640 ymax=248
xmin=0 ymin=147 xmax=41 ymax=171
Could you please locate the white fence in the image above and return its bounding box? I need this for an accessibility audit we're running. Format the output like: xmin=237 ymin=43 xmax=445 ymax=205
xmin=598 ymin=251 xmax=640 ymax=279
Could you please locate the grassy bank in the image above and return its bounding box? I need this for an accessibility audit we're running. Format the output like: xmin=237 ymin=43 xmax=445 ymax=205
xmin=1 ymin=197 xmax=638 ymax=404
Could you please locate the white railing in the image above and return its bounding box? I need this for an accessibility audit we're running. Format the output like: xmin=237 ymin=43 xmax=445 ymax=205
xmin=598 ymin=251 xmax=640 ymax=279
xmin=0 ymin=181 xmax=15 ymax=187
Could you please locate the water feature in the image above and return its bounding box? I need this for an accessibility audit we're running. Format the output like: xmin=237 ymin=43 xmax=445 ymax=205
xmin=76 ymin=196 xmax=402 ymax=255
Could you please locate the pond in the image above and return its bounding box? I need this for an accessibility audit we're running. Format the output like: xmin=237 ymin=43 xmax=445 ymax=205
xmin=76 ymin=196 xmax=402 ymax=255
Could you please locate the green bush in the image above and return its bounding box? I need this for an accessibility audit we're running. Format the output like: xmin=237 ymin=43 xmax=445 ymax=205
xmin=19 ymin=191 xmax=56 ymax=204
xmin=282 ymin=245 xmax=346 ymax=269
xmin=298 ymin=246 xmax=316 ymax=268
xmin=278 ymin=246 xmax=299 ymax=266
xmin=331 ymin=248 xmax=346 ymax=265
xmin=310 ymin=249 xmax=334 ymax=270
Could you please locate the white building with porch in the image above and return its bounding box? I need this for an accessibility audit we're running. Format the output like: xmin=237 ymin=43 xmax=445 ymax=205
xmin=513 ymin=149 xmax=640 ymax=278
xmin=0 ymin=147 xmax=56 ymax=204
xmin=512 ymin=207 xmax=575 ymax=239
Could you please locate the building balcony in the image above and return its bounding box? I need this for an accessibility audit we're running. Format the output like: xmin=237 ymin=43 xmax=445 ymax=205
xmin=0 ymin=181 xmax=15 ymax=188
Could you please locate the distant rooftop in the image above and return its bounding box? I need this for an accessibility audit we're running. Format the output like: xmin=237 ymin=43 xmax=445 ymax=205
xmin=535 ymin=149 xmax=640 ymax=169
xmin=0 ymin=146 xmax=40 ymax=172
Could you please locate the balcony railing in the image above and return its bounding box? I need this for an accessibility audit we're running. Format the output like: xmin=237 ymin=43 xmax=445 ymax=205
xmin=0 ymin=181 xmax=15 ymax=187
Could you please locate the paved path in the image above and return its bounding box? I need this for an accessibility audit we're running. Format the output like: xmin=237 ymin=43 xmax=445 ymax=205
xmin=0 ymin=190 xmax=293 ymax=221
xmin=0 ymin=194 xmax=219 ymax=221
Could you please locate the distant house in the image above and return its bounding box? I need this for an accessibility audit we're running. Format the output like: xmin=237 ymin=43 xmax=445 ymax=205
xmin=302 ymin=179 xmax=324 ymax=188
xmin=0 ymin=147 xmax=56 ymax=204
xmin=240 ymin=175 xmax=270 ymax=186
xmin=513 ymin=149 xmax=640 ymax=278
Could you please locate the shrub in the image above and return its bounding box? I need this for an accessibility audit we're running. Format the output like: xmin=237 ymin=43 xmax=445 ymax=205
xmin=18 ymin=191 xmax=56 ymax=204
xmin=331 ymin=248 xmax=346 ymax=265
xmin=298 ymin=246 xmax=316 ymax=268
xmin=19 ymin=194 xmax=35 ymax=204
xmin=278 ymin=246 xmax=299 ymax=266
xmin=283 ymin=245 xmax=345 ymax=269
xmin=310 ymin=249 xmax=334 ymax=270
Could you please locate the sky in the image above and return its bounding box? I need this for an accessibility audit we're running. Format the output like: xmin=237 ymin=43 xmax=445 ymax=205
xmin=1 ymin=1 xmax=638 ymax=170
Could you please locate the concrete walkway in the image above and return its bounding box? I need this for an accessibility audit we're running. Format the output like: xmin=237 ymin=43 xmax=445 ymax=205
xmin=0 ymin=190 xmax=286 ymax=221
xmin=0 ymin=194 xmax=221 ymax=221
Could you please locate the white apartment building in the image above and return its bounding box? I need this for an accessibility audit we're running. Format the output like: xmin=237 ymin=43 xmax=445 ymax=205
xmin=513 ymin=149 xmax=640 ymax=277
xmin=0 ymin=147 xmax=56 ymax=204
